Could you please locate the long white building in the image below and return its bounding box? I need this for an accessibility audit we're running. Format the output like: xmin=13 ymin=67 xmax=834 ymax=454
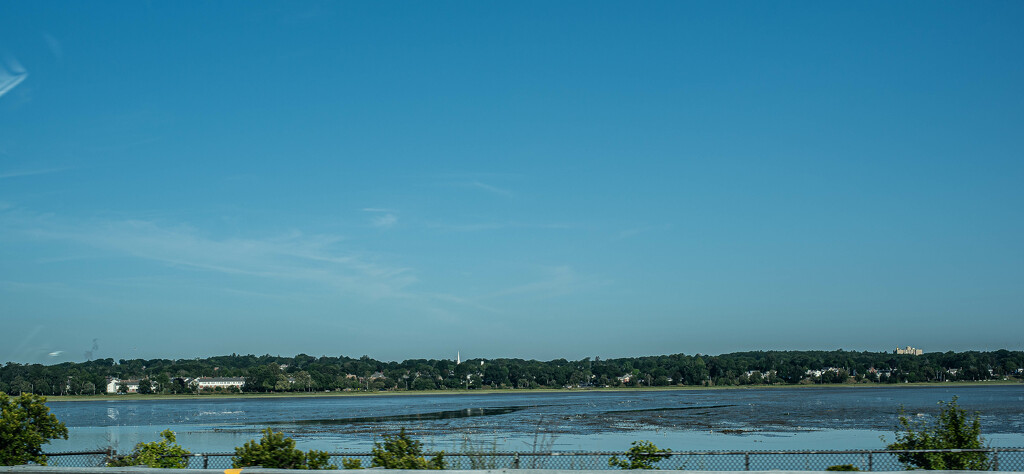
xmin=188 ymin=377 xmax=246 ymax=391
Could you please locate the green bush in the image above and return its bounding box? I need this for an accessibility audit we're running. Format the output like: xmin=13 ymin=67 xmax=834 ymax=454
xmin=0 ymin=393 xmax=69 ymax=466
xmin=232 ymin=428 xmax=337 ymax=469
xmin=826 ymin=464 xmax=860 ymax=471
xmin=341 ymin=457 xmax=364 ymax=469
xmin=887 ymin=396 xmax=989 ymax=470
xmin=368 ymin=428 xmax=445 ymax=469
xmin=609 ymin=440 xmax=671 ymax=470
xmin=108 ymin=430 xmax=191 ymax=468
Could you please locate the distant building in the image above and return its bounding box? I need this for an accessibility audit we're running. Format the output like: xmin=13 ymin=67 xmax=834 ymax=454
xmin=744 ymin=370 xmax=775 ymax=379
xmin=805 ymin=368 xmax=842 ymax=378
xmin=895 ymin=346 xmax=923 ymax=356
xmin=189 ymin=377 xmax=246 ymax=391
xmin=868 ymin=367 xmax=893 ymax=378
xmin=106 ymin=377 xmax=140 ymax=394
xmin=616 ymin=374 xmax=632 ymax=383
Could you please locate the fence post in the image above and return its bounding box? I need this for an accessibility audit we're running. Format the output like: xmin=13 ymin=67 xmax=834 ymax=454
xmin=202 ymin=454 xmax=209 ymax=469
xmin=992 ymin=450 xmax=998 ymax=471
xmin=745 ymin=452 xmax=750 ymax=471
xmin=513 ymin=452 xmax=520 ymax=469
xmin=867 ymin=453 xmax=873 ymax=471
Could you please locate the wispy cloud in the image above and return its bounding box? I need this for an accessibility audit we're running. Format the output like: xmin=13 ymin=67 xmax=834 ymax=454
xmin=6 ymin=211 xmax=417 ymax=300
xmin=1 ymin=208 xmax=597 ymax=327
xmin=432 ymin=174 xmax=516 ymax=198
xmin=363 ymin=208 xmax=398 ymax=228
xmin=371 ymin=213 xmax=398 ymax=228
xmin=485 ymin=265 xmax=609 ymax=299
xmin=465 ymin=180 xmax=513 ymax=198
xmin=430 ymin=221 xmax=573 ymax=232
xmin=42 ymin=33 xmax=63 ymax=61
xmin=0 ymin=55 xmax=27 ymax=101
xmin=612 ymin=225 xmax=667 ymax=241
xmin=0 ymin=167 xmax=74 ymax=179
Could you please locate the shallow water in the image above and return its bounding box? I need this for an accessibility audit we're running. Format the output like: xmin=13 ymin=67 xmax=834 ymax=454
xmin=45 ymin=385 xmax=1024 ymax=454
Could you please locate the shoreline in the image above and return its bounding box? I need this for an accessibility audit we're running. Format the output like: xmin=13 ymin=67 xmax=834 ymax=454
xmin=44 ymin=379 xmax=1019 ymax=402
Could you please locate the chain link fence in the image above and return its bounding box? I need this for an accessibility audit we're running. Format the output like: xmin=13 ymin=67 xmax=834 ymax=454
xmin=39 ymin=448 xmax=1024 ymax=471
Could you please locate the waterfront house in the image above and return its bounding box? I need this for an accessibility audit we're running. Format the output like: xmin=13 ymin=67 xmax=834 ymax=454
xmin=189 ymin=376 xmax=246 ymax=391
xmin=105 ymin=377 xmax=140 ymax=394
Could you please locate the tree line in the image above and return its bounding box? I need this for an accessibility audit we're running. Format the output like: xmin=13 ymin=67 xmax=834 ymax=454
xmin=1 ymin=349 xmax=1021 ymax=396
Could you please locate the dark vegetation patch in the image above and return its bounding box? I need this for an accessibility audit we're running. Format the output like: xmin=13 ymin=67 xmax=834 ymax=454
xmin=267 ymin=406 xmax=536 ymax=425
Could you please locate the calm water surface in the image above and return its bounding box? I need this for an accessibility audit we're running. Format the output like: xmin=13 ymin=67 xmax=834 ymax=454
xmin=46 ymin=385 xmax=1024 ymax=454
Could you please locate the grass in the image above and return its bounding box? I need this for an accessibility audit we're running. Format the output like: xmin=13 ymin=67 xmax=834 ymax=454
xmin=45 ymin=379 xmax=1019 ymax=402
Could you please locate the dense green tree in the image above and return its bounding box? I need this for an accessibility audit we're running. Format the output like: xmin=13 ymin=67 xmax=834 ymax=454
xmin=608 ymin=441 xmax=671 ymax=470
xmin=153 ymin=374 xmax=171 ymax=394
xmin=412 ymin=377 xmax=435 ymax=391
xmin=483 ymin=364 xmax=509 ymax=387
xmin=0 ymin=393 xmax=69 ymax=466
xmin=232 ymin=428 xmax=336 ymax=469
xmin=108 ymin=429 xmax=191 ymax=468
xmin=292 ymin=371 xmax=314 ymax=392
xmin=244 ymin=364 xmax=282 ymax=392
xmin=887 ymin=396 xmax=989 ymax=470
xmin=369 ymin=428 xmax=445 ymax=469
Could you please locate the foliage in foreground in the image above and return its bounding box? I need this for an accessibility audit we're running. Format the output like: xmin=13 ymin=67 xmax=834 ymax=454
xmin=609 ymin=440 xmax=671 ymax=469
xmin=345 ymin=427 xmax=445 ymax=469
xmin=232 ymin=428 xmax=336 ymax=469
xmin=0 ymin=393 xmax=69 ymax=466
xmin=887 ymin=396 xmax=989 ymax=470
xmin=108 ymin=429 xmax=191 ymax=468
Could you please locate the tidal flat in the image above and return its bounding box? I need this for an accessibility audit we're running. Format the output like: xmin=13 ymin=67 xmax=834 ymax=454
xmin=44 ymin=385 xmax=1024 ymax=454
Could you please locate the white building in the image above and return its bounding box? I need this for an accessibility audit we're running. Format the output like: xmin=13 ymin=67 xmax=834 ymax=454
xmin=189 ymin=377 xmax=246 ymax=391
xmin=106 ymin=378 xmax=140 ymax=394
xmin=805 ymin=368 xmax=842 ymax=378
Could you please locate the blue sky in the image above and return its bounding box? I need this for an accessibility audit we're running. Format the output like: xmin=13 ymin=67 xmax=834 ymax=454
xmin=2 ymin=2 xmax=1022 ymax=364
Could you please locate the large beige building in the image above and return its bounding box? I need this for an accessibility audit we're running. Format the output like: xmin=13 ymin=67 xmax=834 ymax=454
xmin=895 ymin=346 xmax=923 ymax=356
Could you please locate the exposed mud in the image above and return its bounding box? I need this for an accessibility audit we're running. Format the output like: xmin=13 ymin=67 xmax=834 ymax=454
xmin=266 ymin=406 xmax=536 ymax=425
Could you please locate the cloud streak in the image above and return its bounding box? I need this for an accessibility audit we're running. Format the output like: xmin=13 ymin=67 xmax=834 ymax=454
xmin=6 ymin=211 xmax=417 ymax=300
xmin=363 ymin=208 xmax=398 ymax=228
xmin=429 ymin=221 xmax=573 ymax=232
xmin=1 ymin=209 xmax=602 ymax=330
xmin=371 ymin=213 xmax=398 ymax=228
xmin=0 ymin=55 xmax=27 ymax=100
xmin=0 ymin=167 xmax=74 ymax=179
xmin=485 ymin=265 xmax=609 ymax=299
xmin=465 ymin=180 xmax=513 ymax=198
